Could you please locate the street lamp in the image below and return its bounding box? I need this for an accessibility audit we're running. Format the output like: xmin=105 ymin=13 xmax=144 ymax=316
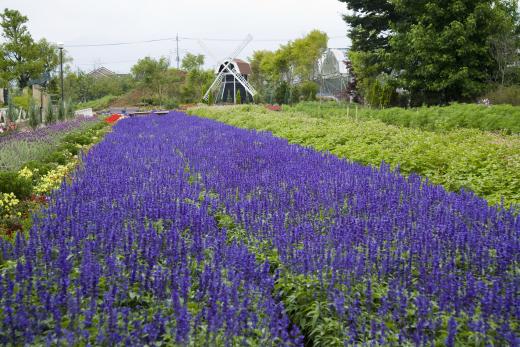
xmin=57 ymin=42 xmax=64 ymax=111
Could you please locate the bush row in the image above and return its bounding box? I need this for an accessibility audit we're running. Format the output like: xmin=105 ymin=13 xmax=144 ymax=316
xmin=287 ymin=102 xmax=520 ymax=134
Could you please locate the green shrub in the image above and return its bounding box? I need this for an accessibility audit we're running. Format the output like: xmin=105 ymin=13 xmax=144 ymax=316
xmin=485 ymin=85 xmax=520 ymax=106
xmin=57 ymin=102 xmax=65 ymax=121
xmin=45 ymin=102 xmax=55 ymax=125
xmin=12 ymin=95 xmax=29 ymax=111
xmin=0 ymin=172 xmax=32 ymax=199
xmin=23 ymin=161 xmax=56 ymax=178
xmin=299 ymin=81 xmax=319 ymax=101
xmin=28 ymin=100 xmax=39 ymax=129
xmin=42 ymin=151 xmax=70 ymax=165
xmin=76 ymin=95 xmax=118 ymax=111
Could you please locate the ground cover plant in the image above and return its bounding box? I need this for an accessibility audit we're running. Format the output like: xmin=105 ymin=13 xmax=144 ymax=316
xmin=287 ymin=102 xmax=520 ymax=134
xmin=188 ymin=105 xmax=520 ymax=207
xmin=0 ymin=113 xmax=517 ymax=345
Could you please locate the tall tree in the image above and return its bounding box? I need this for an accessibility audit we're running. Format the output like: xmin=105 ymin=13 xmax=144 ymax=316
xmin=132 ymin=56 xmax=170 ymax=103
xmin=339 ymin=0 xmax=520 ymax=105
xmin=249 ymin=30 xmax=328 ymax=103
xmin=389 ymin=0 xmax=511 ymax=104
xmin=181 ymin=53 xmax=204 ymax=72
xmin=0 ymin=9 xmax=58 ymax=89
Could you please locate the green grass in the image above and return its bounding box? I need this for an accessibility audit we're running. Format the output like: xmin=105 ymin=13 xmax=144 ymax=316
xmin=188 ymin=105 xmax=520 ymax=207
xmin=287 ymin=102 xmax=520 ymax=134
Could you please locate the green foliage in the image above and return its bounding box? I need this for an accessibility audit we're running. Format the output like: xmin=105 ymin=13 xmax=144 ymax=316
xmin=12 ymin=95 xmax=29 ymax=111
xmin=28 ymin=99 xmax=38 ymax=129
xmin=45 ymin=102 xmax=55 ymax=125
xmin=341 ymin=0 xmax=520 ymax=105
xmin=0 ymin=9 xmax=60 ymax=88
xmin=289 ymin=102 xmax=520 ymax=134
xmin=65 ymin=99 xmax=74 ymax=119
xmin=365 ymin=77 xmax=394 ymax=108
xmin=57 ymin=102 xmax=65 ymax=121
xmin=6 ymin=95 xmax=16 ymax=122
xmin=181 ymin=53 xmax=204 ymax=72
xmin=485 ymin=85 xmax=520 ymax=106
xmin=189 ymin=105 xmax=520 ymax=206
xmin=250 ymin=30 xmax=328 ymax=103
xmin=0 ymin=172 xmax=32 ymax=200
xmin=235 ymin=89 xmax=242 ymax=104
xmin=296 ymin=81 xmax=319 ymax=102
xmin=76 ymin=95 xmax=117 ymax=111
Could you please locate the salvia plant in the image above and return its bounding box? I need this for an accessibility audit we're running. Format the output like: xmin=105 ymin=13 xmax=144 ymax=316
xmin=0 ymin=113 xmax=517 ymax=346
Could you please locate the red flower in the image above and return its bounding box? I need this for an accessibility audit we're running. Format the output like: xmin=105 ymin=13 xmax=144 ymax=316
xmin=105 ymin=114 xmax=123 ymax=124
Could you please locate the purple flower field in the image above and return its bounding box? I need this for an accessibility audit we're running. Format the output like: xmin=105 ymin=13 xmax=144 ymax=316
xmin=0 ymin=112 xmax=518 ymax=345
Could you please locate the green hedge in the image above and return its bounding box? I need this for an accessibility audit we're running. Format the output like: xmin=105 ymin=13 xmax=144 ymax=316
xmin=189 ymin=105 xmax=520 ymax=207
xmin=287 ymin=102 xmax=520 ymax=134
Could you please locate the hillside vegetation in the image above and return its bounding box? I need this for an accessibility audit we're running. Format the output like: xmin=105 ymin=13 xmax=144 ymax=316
xmin=188 ymin=104 xmax=520 ymax=207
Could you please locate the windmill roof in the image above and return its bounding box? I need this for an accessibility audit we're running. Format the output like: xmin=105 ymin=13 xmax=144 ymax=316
xmin=233 ymin=59 xmax=252 ymax=75
xmin=218 ymin=59 xmax=252 ymax=75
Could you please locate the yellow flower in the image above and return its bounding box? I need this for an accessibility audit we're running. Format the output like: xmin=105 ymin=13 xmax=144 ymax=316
xmin=18 ymin=167 xmax=33 ymax=179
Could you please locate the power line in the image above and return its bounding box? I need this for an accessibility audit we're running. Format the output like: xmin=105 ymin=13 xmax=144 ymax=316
xmin=65 ymin=35 xmax=346 ymax=48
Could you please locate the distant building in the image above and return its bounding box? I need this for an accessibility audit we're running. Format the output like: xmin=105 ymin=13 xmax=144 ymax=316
xmin=314 ymin=48 xmax=353 ymax=101
xmin=88 ymin=67 xmax=120 ymax=79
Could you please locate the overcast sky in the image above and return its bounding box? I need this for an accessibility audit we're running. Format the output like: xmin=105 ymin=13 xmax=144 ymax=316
xmin=1 ymin=0 xmax=350 ymax=73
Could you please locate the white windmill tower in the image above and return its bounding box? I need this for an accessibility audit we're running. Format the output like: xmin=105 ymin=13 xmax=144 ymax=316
xmin=202 ymin=35 xmax=257 ymax=104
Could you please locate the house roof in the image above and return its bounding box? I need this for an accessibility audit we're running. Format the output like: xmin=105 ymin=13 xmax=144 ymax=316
xmin=88 ymin=67 xmax=116 ymax=78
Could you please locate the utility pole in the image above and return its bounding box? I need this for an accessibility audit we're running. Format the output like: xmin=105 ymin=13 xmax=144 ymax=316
xmin=176 ymin=34 xmax=180 ymax=69
xmin=58 ymin=42 xmax=64 ymax=110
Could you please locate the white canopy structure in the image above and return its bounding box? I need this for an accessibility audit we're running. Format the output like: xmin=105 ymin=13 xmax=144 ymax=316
xmin=314 ymin=48 xmax=353 ymax=101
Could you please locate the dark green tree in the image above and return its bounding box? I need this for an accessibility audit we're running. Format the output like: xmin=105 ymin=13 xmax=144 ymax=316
xmin=389 ymin=0 xmax=512 ymax=104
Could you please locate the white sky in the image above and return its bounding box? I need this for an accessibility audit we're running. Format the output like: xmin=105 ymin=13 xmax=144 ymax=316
xmin=0 ymin=0 xmax=350 ymax=73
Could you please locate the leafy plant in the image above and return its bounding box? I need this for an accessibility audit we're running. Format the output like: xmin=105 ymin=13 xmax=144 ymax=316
xmin=45 ymin=101 xmax=55 ymax=125
xmin=28 ymin=99 xmax=39 ymax=129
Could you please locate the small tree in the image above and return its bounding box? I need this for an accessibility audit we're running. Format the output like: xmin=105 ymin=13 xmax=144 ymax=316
xmin=6 ymin=95 xmax=16 ymax=123
xmin=65 ymin=99 xmax=74 ymax=119
xmin=207 ymin=91 xmax=215 ymax=105
xmin=236 ymin=89 xmax=242 ymax=104
xmin=45 ymin=101 xmax=55 ymax=125
xmin=28 ymin=100 xmax=38 ymax=129
xmin=227 ymin=89 xmax=232 ymax=104
xmin=57 ymin=102 xmax=65 ymax=121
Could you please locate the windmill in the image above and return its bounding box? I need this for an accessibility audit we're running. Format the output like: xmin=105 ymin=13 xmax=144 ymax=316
xmin=202 ymin=34 xmax=257 ymax=104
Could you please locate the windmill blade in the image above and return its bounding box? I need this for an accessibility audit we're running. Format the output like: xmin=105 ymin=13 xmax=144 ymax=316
xmin=227 ymin=65 xmax=257 ymax=97
xmin=203 ymin=34 xmax=254 ymax=101
xmin=228 ymin=34 xmax=253 ymax=60
xmin=203 ymin=72 xmax=225 ymax=101
xmin=197 ymin=40 xmax=219 ymax=65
